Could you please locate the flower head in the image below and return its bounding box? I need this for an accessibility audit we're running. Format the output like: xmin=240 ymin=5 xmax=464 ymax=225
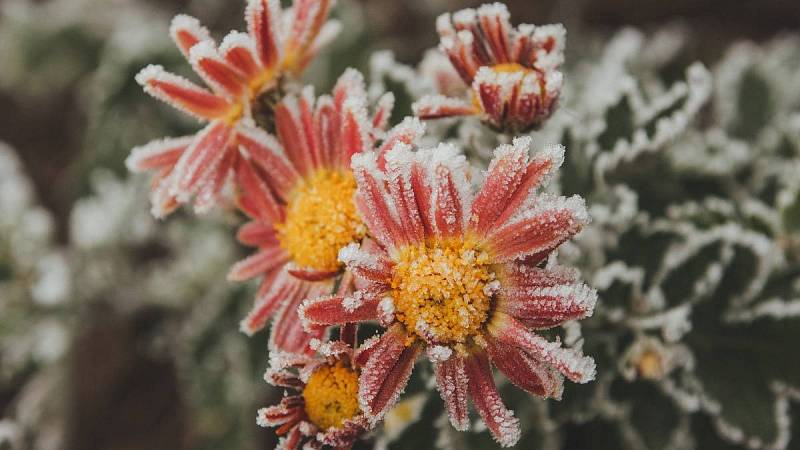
xmin=258 ymin=331 xmax=374 ymax=449
xmin=413 ymin=3 xmax=565 ymax=133
xmin=300 ymin=137 xmax=596 ymax=446
xmin=227 ymin=70 xmax=419 ymax=352
xmin=127 ymin=0 xmax=340 ymax=217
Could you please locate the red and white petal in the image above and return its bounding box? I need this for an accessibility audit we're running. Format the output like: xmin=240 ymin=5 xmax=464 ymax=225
xmin=276 ymin=95 xmax=315 ymax=177
xmin=236 ymin=125 xmax=299 ymax=199
xmin=433 ymin=355 xmax=470 ymax=431
xmin=498 ymin=280 xmax=597 ymax=329
xmin=189 ymin=40 xmax=247 ymax=98
xmin=475 ymin=3 xmax=513 ymax=63
xmin=492 ymin=142 xmax=565 ymax=229
xmin=265 ymin=368 xmax=305 ymax=390
xmin=228 ymin=245 xmax=289 ymax=281
xmin=234 ymin=155 xmax=284 ymax=224
xmin=501 ymin=264 xmax=579 ymax=288
xmin=381 ymin=144 xmax=427 ymax=244
xmin=287 ymin=265 xmax=339 ymax=282
xmin=486 ymin=194 xmax=589 ymax=262
xmin=488 ymin=313 xmax=596 ymax=383
xmin=275 ymin=425 xmax=304 ymax=450
xmin=170 ymin=121 xmax=234 ymax=201
xmin=464 ymin=351 xmax=521 ymax=447
xmin=170 ymin=14 xmax=211 ymax=59
xmin=376 ymin=117 xmax=426 ymax=166
xmin=337 ymin=243 xmax=393 ymax=285
xmin=136 ymin=65 xmax=233 ymax=120
xmin=149 ymin=172 xmax=180 ymax=219
xmin=371 ymin=92 xmax=395 ymax=132
xmin=236 ymin=220 xmax=279 ymax=247
xmin=294 ymin=19 xmax=341 ymax=74
xmin=426 ymin=144 xmax=472 ymax=237
xmin=485 ymin=335 xmax=564 ymax=399
xmin=351 ymin=153 xmax=404 ymax=250
xmin=257 ymin=395 xmax=305 ymax=427
xmin=358 ymin=325 xmax=421 ymax=423
xmin=220 ymin=31 xmax=262 ymax=83
xmin=412 ymin=95 xmax=477 ymax=119
xmin=299 ymin=292 xmax=381 ymax=331
xmin=317 ymin=416 xmax=369 ymax=448
xmin=246 ymin=0 xmax=282 ymax=70
xmin=333 ymin=68 xmax=367 ymax=112
xmin=193 ymin=147 xmax=235 ymax=214
xmin=126 ymin=136 xmax=193 ymax=172
xmin=336 ymin=94 xmax=371 ymax=169
xmin=312 ymin=96 xmax=339 ymax=168
xmin=271 ymin=281 xmax=329 ymax=353
xmin=240 ymin=269 xmax=296 ymax=336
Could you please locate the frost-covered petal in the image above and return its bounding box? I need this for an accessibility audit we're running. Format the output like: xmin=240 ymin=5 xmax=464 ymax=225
xmin=464 ymin=350 xmax=520 ymax=447
xmin=236 ymin=125 xmax=299 ymax=199
xmin=497 ymin=278 xmax=597 ymax=329
xmin=236 ymin=220 xmax=278 ymax=247
xmin=189 ymin=40 xmax=247 ymax=98
xmin=270 ymin=281 xmax=328 ymax=353
xmin=338 ymin=242 xmax=394 ymax=285
xmin=233 ymin=155 xmax=284 ymax=224
xmin=228 ymin=245 xmax=289 ymax=281
xmin=433 ymin=354 xmax=470 ymax=431
xmin=317 ymin=416 xmax=369 ymax=448
xmin=336 ymin=95 xmax=371 ymax=168
xmin=246 ymin=0 xmax=282 ymax=69
xmin=359 ymin=325 xmax=420 ymax=423
xmin=240 ymin=269 xmax=297 ymax=336
xmin=412 ymin=94 xmax=477 ymax=119
xmin=299 ymin=291 xmax=382 ymax=330
xmin=169 ymin=121 xmax=234 ymax=202
xmin=371 ymin=92 xmax=395 ymax=132
xmin=276 ymin=95 xmax=315 ymax=176
xmin=170 ymin=14 xmax=211 ymax=59
xmin=351 ymin=152 xmax=403 ymax=249
xmin=136 ymin=65 xmax=233 ymax=120
xmin=220 ymin=31 xmax=262 ymax=81
xmin=193 ymin=147 xmax=235 ymax=214
xmin=257 ymin=395 xmax=305 ymax=427
xmin=126 ymin=136 xmax=193 ymax=172
xmin=485 ymin=335 xmax=564 ymax=399
xmin=488 ymin=313 xmax=596 ymax=383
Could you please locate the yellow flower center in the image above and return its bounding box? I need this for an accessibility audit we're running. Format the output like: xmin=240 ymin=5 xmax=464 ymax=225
xmin=491 ymin=62 xmax=529 ymax=74
xmin=276 ymin=169 xmax=365 ymax=272
xmin=636 ymin=350 xmax=665 ymax=380
xmin=391 ymin=238 xmax=496 ymax=345
xmin=302 ymin=362 xmax=361 ymax=430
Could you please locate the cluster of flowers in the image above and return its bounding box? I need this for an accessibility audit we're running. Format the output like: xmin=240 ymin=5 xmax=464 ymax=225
xmin=128 ymin=1 xmax=597 ymax=448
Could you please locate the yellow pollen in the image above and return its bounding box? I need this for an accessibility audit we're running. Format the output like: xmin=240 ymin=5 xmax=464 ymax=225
xmin=276 ymin=169 xmax=365 ymax=272
xmin=223 ymin=103 xmax=244 ymax=125
xmin=491 ymin=62 xmax=530 ymax=74
xmin=636 ymin=350 xmax=665 ymax=380
xmin=391 ymin=238 xmax=495 ymax=344
xmin=302 ymin=362 xmax=360 ymax=430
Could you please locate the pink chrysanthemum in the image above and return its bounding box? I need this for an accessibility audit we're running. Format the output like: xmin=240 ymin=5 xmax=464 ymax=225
xmin=413 ymin=3 xmax=565 ymax=133
xmin=258 ymin=327 xmax=374 ymax=449
xmin=300 ymin=137 xmax=596 ymax=447
xmin=127 ymin=0 xmax=340 ymax=217
xmin=227 ymin=69 xmax=422 ymax=352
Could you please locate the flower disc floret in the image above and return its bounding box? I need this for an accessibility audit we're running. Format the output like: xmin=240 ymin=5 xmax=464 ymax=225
xmin=276 ymin=169 xmax=365 ymax=272
xmin=391 ymin=238 xmax=496 ymax=344
xmin=302 ymin=362 xmax=361 ymax=430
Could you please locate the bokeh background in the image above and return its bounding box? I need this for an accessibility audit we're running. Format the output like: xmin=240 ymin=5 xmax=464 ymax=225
xmin=1 ymin=1 xmax=799 ymax=449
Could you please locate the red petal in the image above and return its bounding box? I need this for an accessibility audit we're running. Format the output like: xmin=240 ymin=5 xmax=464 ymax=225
xmin=193 ymin=146 xmax=235 ymax=214
xmin=351 ymin=155 xmax=403 ymax=250
xmin=358 ymin=326 xmax=420 ymax=423
xmin=313 ymin=96 xmax=339 ymax=168
xmin=469 ymin=138 xmax=529 ymax=236
xmin=318 ymin=416 xmax=369 ymax=448
xmin=270 ymin=281 xmax=329 ymax=353
xmin=337 ymin=93 xmax=370 ymax=168
xmin=220 ymin=31 xmax=262 ymax=82
xmin=189 ymin=40 xmax=247 ymax=98
xmin=228 ymin=245 xmax=289 ymax=281
xmin=257 ymin=395 xmax=304 ymax=427
xmin=246 ymin=0 xmax=282 ymax=70
xmin=236 ymin=125 xmax=299 ymax=199
xmin=487 ymin=195 xmax=589 ymax=262
xmin=485 ymin=335 xmax=564 ymax=399
xmin=338 ymin=242 xmax=393 ymax=285
xmin=169 ymin=15 xmax=211 ymax=59
xmin=276 ymin=98 xmax=314 ymax=177
xmin=170 ymin=121 xmax=234 ymax=201
xmin=376 ymin=117 xmax=425 ymax=168
xmin=283 ymin=0 xmax=332 ymax=71
xmin=234 ymin=156 xmax=284 ymax=224
xmin=488 ymin=313 xmax=596 ymax=383
xmin=287 ymin=266 xmax=338 ymax=282
xmin=433 ymin=355 xmax=469 ymax=431
xmin=429 ymin=149 xmax=470 ymax=237
xmin=240 ymin=269 xmax=295 ymax=336
xmin=299 ymin=292 xmax=381 ymax=330
xmin=127 ymin=136 xmax=193 ymax=172
xmin=136 ymin=65 xmax=233 ymax=120
xmin=464 ymin=351 xmax=520 ymax=447
xmin=497 ymin=276 xmax=596 ymax=329
xmin=412 ymin=95 xmax=477 ymax=119
xmin=236 ymin=220 xmax=279 ymax=247
xmin=371 ymin=92 xmax=394 ymax=131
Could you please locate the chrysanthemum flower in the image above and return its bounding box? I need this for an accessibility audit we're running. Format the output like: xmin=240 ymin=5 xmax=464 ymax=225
xmin=127 ymin=0 xmax=340 ymax=217
xmin=300 ymin=137 xmax=597 ymax=446
xmin=413 ymin=3 xmax=565 ymax=133
xmin=258 ymin=329 xmax=374 ymax=449
xmin=227 ymin=69 xmax=420 ymax=352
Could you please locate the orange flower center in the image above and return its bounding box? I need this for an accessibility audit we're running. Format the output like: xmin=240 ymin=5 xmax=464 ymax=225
xmin=491 ymin=62 xmax=530 ymax=74
xmin=276 ymin=169 xmax=366 ymax=272
xmin=302 ymin=362 xmax=361 ymax=430
xmin=390 ymin=238 xmax=496 ymax=345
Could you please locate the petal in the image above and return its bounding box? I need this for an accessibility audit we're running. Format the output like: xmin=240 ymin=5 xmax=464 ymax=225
xmin=170 ymin=121 xmax=234 ymax=202
xmin=246 ymin=0 xmax=282 ymax=69
xmin=257 ymin=395 xmax=304 ymax=427
xmin=228 ymin=245 xmax=289 ymax=281
xmin=336 ymin=93 xmax=371 ymax=169
xmin=220 ymin=31 xmax=262 ymax=82
xmin=276 ymin=94 xmax=315 ymax=177
xmin=237 ymin=125 xmax=300 ymax=199
xmin=497 ymin=278 xmax=597 ymax=329
xmin=371 ymin=92 xmax=395 ymax=132
xmin=381 ymin=144 xmax=426 ymax=245
xmin=488 ymin=313 xmax=596 ymax=383
xmin=313 ymin=96 xmax=339 ymax=168
xmin=189 ymin=40 xmax=247 ymax=98
xmin=126 ymin=136 xmax=193 ymax=172
xmin=433 ymin=355 xmax=469 ymax=431
xmin=464 ymin=351 xmax=520 ymax=447
xmin=376 ymin=117 xmax=426 ymax=168
xmin=236 ymin=220 xmax=279 ymax=247
xmin=299 ymin=291 xmax=381 ymax=330
xmin=170 ymin=14 xmax=211 ymax=59
xmin=475 ymin=3 xmax=512 ymax=63
xmin=485 ymin=335 xmax=564 ymax=399
xmin=234 ymin=155 xmax=284 ymax=224
xmin=287 ymin=266 xmax=338 ymax=282
xmin=426 ymin=144 xmax=472 ymax=237
xmin=412 ymin=94 xmax=477 ymax=119
xmin=317 ymin=416 xmax=369 ymax=448
xmin=149 ymin=171 xmax=180 ymax=219
xmin=358 ymin=325 xmax=420 ymax=423
xmin=193 ymin=146 xmax=235 ymax=214
xmin=486 ymin=195 xmax=589 ymax=262
xmin=351 ymin=153 xmax=403 ymax=250
xmin=136 ymin=65 xmax=233 ymax=120
xmin=271 ymin=281 xmax=329 ymax=353
xmin=338 ymin=243 xmax=393 ymax=285
xmin=240 ymin=269 xmax=295 ymax=336
xmin=276 ymin=425 xmax=303 ymax=450
xmin=283 ymin=0 xmax=332 ymax=71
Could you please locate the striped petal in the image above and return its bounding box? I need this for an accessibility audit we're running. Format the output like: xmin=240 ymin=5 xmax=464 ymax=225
xmin=236 ymin=125 xmax=299 ymax=199
xmin=126 ymin=136 xmax=193 ymax=172
xmin=136 ymin=65 xmax=233 ymax=120
xmin=497 ymin=277 xmax=596 ymax=329
xmin=170 ymin=14 xmax=211 ymax=59
xmin=220 ymin=31 xmax=262 ymax=82
xmin=433 ymin=355 xmax=470 ymax=431
xmin=236 ymin=220 xmax=279 ymax=247
xmin=485 ymin=335 xmax=564 ymax=399
xmin=351 ymin=153 xmax=403 ymax=250
xmin=412 ymin=94 xmax=477 ymax=119
xmin=246 ymin=0 xmax=282 ymax=70
xmin=299 ymin=291 xmax=381 ymax=330
xmin=270 ymin=281 xmax=328 ymax=353
xmin=189 ymin=40 xmax=247 ymax=98
xmin=234 ymin=155 xmax=284 ymax=224
xmin=464 ymin=351 xmax=520 ymax=447
xmin=240 ymin=269 xmax=296 ymax=336
xmin=228 ymin=245 xmax=289 ymax=281
xmin=170 ymin=121 xmax=234 ymax=202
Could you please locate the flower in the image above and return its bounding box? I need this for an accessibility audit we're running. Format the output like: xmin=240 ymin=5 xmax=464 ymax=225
xmin=413 ymin=3 xmax=565 ymax=133
xmin=127 ymin=0 xmax=340 ymax=217
xmin=258 ymin=329 xmax=373 ymax=449
xmin=300 ymin=137 xmax=597 ymax=446
xmin=227 ymin=69 xmax=420 ymax=352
